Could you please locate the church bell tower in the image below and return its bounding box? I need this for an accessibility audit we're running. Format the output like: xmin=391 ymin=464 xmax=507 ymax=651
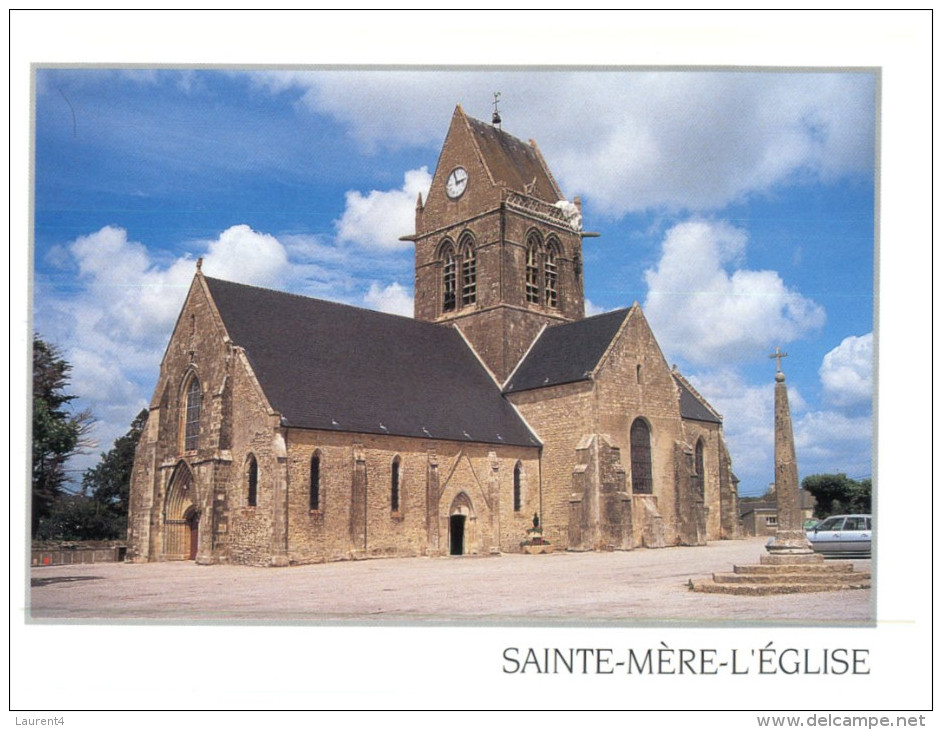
xmin=406 ymin=104 xmax=588 ymax=382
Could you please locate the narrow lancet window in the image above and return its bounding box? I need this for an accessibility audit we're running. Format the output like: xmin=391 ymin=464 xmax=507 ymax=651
xmin=183 ymin=376 xmax=201 ymax=452
xmin=460 ymin=237 xmax=476 ymax=306
xmin=513 ymin=462 xmax=523 ymax=512
xmin=310 ymin=454 xmax=321 ymax=511
xmin=442 ymin=246 xmax=457 ymax=313
xmin=544 ymin=242 xmax=558 ymax=308
xmin=630 ymin=418 xmax=653 ymax=495
xmin=525 ymin=234 xmax=541 ymax=304
xmin=247 ymin=455 xmax=258 ymax=507
xmin=391 ymin=457 xmax=401 ymax=512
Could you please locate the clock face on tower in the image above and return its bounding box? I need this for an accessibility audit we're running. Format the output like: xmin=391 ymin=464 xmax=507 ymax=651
xmin=445 ymin=166 xmax=468 ymax=199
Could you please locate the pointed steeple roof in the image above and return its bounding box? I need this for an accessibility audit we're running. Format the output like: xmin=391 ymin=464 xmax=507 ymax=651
xmin=454 ymin=105 xmax=563 ymax=202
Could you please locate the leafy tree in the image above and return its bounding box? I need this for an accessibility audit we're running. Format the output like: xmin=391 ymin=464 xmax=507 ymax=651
xmin=35 ymin=493 xmax=117 ymax=541
xmin=79 ymin=408 xmax=149 ymax=539
xmin=801 ymin=473 xmax=871 ymax=518
xmin=32 ymin=335 xmax=94 ymax=537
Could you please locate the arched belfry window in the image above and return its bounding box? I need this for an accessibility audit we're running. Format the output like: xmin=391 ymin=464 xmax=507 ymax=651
xmin=544 ymin=238 xmax=560 ymax=308
xmin=310 ymin=452 xmax=321 ymax=511
xmin=391 ymin=456 xmax=401 ymax=512
xmin=442 ymin=243 xmax=457 ymax=313
xmin=246 ymin=454 xmax=258 ymax=507
xmin=513 ymin=462 xmax=523 ymax=513
xmin=525 ymin=232 xmax=542 ymax=304
xmin=630 ymin=418 xmax=653 ymax=495
xmin=459 ymin=235 xmax=476 ymax=307
xmin=182 ymin=374 xmax=201 ymax=453
xmin=694 ymin=439 xmax=705 ymax=497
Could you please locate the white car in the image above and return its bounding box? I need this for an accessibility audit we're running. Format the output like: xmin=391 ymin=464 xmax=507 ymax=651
xmin=806 ymin=514 xmax=872 ymax=557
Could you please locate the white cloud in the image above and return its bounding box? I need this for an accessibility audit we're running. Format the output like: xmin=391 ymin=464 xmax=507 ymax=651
xmin=199 ymin=224 xmax=290 ymax=287
xmin=819 ymin=333 xmax=873 ymax=407
xmin=249 ymin=70 xmax=875 ymax=216
xmin=335 ymin=167 xmax=432 ymax=251
xmin=36 ymin=224 xmax=294 ymax=480
xmin=794 ymin=410 xmax=873 ymax=478
xmin=584 ymin=299 xmax=609 ymax=317
xmin=643 ymin=220 xmax=825 ymax=366
xmin=363 ymin=282 xmax=414 ymax=318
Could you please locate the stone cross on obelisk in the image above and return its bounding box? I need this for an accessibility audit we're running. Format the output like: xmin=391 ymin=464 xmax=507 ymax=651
xmin=765 ymin=347 xmax=813 ymax=554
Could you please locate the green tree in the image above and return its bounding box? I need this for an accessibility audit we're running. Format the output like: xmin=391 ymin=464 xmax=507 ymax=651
xmin=801 ymin=473 xmax=871 ymax=518
xmin=79 ymin=408 xmax=148 ymax=539
xmin=32 ymin=335 xmax=94 ymax=537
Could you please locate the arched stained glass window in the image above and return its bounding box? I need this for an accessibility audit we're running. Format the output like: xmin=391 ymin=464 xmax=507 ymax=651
xmin=630 ymin=418 xmax=653 ymax=495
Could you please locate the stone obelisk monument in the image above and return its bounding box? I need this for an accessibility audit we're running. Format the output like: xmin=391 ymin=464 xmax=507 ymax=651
xmin=765 ymin=347 xmax=813 ymax=555
xmin=688 ymin=347 xmax=870 ymax=593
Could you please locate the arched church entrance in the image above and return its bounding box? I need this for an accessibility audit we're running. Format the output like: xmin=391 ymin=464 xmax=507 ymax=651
xmin=448 ymin=492 xmax=474 ymax=556
xmin=164 ymin=462 xmax=198 ymax=560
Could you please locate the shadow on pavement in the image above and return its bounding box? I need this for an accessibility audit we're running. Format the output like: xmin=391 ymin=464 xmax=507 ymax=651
xmin=31 ymin=575 xmax=103 ymax=588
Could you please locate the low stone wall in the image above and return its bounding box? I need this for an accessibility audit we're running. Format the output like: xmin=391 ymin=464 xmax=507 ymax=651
xmin=31 ymin=541 xmax=128 ymax=567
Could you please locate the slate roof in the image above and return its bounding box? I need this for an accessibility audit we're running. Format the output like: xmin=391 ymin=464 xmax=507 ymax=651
xmin=673 ymin=373 xmax=722 ymax=424
xmin=503 ymin=308 xmax=630 ymax=393
xmin=464 ymin=112 xmax=562 ymax=203
xmin=204 ymin=277 xmax=539 ymax=447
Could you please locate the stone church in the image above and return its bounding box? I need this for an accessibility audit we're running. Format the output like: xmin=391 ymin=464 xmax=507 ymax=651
xmin=127 ymin=105 xmax=740 ymax=566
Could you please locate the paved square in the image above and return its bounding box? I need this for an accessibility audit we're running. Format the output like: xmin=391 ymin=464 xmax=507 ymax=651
xmin=26 ymin=537 xmax=873 ymax=625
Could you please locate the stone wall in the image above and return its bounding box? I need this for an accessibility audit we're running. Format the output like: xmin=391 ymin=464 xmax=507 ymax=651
xmin=282 ymin=429 xmax=540 ymax=564
xmin=507 ymin=380 xmax=596 ymax=548
xmin=128 ymin=275 xmax=236 ymax=563
xmin=592 ymin=308 xmax=687 ymax=546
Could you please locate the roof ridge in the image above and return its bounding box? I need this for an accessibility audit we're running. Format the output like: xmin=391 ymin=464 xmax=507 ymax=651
xmin=203 ymin=276 xmax=442 ymax=330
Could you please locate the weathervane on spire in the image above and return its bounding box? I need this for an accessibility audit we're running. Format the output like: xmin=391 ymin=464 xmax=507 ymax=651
xmin=492 ymin=91 xmax=502 ymax=128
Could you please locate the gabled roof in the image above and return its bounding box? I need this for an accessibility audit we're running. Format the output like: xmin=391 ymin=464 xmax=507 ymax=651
xmin=462 ymin=110 xmax=563 ymax=202
xmin=204 ymin=277 xmax=538 ymax=447
xmin=672 ymin=371 xmax=722 ymax=424
xmin=503 ymin=308 xmax=630 ymax=394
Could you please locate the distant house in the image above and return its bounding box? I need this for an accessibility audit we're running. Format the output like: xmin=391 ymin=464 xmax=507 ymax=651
xmin=740 ymin=490 xmax=816 ymax=537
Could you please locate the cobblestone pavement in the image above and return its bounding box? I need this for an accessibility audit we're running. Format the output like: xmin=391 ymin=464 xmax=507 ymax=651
xmin=26 ymin=538 xmax=873 ymax=625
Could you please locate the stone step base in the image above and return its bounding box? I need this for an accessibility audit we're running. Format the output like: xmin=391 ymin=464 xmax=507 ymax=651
xmin=713 ymin=570 xmax=870 ymax=585
xmin=689 ymin=578 xmax=871 ymax=595
xmin=734 ymin=562 xmax=855 ymax=575
xmin=760 ymin=552 xmax=824 ymax=565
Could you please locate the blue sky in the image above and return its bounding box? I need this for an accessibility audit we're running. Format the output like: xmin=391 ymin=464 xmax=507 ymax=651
xmin=32 ymin=67 xmax=876 ymax=496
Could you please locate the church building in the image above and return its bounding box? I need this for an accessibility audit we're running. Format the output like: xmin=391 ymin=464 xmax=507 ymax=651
xmin=127 ymin=105 xmax=740 ymax=566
